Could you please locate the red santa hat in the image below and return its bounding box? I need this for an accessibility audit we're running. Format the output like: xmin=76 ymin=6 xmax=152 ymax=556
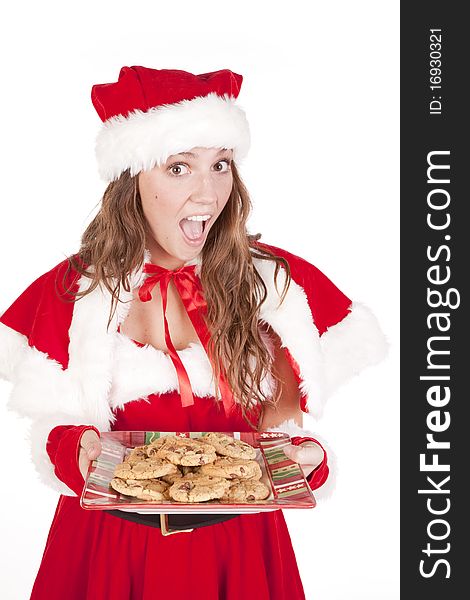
xmin=91 ymin=66 xmax=251 ymax=182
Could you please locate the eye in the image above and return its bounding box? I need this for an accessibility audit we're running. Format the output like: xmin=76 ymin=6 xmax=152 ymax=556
xmin=214 ymin=159 xmax=232 ymax=173
xmin=168 ymin=163 xmax=190 ymax=176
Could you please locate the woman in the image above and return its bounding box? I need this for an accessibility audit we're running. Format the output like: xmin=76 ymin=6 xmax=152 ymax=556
xmin=0 ymin=66 xmax=387 ymax=599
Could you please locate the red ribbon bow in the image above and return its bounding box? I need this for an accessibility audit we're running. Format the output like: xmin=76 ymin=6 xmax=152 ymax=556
xmin=138 ymin=262 xmax=235 ymax=417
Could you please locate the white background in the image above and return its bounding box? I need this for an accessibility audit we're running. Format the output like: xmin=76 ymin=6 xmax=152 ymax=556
xmin=0 ymin=1 xmax=399 ymax=598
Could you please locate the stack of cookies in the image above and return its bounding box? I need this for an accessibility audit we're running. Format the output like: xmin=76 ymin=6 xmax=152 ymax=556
xmin=110 ymin=432 xmax=270 ymax=503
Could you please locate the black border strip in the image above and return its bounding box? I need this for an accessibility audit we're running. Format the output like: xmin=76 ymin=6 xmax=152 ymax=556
xmin=401 ymin=4 xmax=467 ymax=596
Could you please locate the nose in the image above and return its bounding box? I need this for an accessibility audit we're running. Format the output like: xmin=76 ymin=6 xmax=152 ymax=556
xmin=190 ymin=172 xmax=218 ymax=205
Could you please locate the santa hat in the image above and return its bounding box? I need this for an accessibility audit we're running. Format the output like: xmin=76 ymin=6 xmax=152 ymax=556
xmin=91 ymin=66 xmax=251 ymax=182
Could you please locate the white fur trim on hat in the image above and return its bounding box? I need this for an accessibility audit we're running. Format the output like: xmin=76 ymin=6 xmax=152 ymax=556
xmin=95 ymin=92 xmax=251 ymax=182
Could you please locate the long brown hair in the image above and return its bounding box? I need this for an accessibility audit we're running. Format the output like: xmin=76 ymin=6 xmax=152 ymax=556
xmin=62 ymin=163 xmax=292 ymax=430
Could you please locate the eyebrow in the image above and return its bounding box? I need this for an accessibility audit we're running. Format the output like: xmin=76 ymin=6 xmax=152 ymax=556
xmin=169 ymin=148 xmax=230 ymax=160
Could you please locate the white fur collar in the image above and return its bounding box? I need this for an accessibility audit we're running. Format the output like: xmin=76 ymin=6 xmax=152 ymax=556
xmin=4 ymin=249 xmax=324 ymax=425
xmin=3 ymin=248 xmax=387 ymax=429
xmin=110 ymin=329 xmax=276 ymax=411
xmin=108 ymin=251 xmax=325 ymax=415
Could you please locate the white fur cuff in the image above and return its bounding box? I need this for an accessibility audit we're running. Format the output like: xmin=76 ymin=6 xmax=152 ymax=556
xmin=0 ymin=321 xmax=29 ymax=383
xmin=25 ymin=413 xmax=96 ymax=496
xmin=321 ymin=301 xmax=389 ymax=400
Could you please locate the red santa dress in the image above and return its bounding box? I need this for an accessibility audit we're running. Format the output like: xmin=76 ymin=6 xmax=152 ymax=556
xmin=0 ymin=242 xmax=388 ymax=599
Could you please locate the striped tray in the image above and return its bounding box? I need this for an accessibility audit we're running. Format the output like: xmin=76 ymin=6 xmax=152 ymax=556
xmin=80 ymin=431 xmax=316 ymax=513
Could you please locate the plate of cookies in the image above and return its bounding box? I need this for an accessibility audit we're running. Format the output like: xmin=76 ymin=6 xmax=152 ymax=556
xmin=80 ymin=430 xmax=316 ymax=513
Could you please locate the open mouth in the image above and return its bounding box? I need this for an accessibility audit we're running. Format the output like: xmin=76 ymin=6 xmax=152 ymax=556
xmin=179 ymin=216 xmax=210 ymax=244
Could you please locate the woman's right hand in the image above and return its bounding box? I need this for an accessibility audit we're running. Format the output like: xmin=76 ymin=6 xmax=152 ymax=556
xmin=78 ymin=429 xmax=102 ymax=480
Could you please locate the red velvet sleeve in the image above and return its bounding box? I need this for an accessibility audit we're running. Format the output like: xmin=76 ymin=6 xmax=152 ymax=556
xmin=46 ymin=425 xmax=101 ymax=496
xmin=290 ymin=436 xmax=329 ymax=492
xmin=0 ymin=271 xmax=50 ymax=337
xmin=301 ymin=264 xmax=352 ymax=336
xmin=252 ymin=240 xmax=352 ymax=335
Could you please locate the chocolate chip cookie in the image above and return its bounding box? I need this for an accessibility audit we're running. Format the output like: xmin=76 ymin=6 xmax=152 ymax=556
xmin=168 ymin=473 xmax=230 ymax=503
xmin=198 ymin=456 xmax=262 ymax=480
xmin=220 ymin=479 xmax=271 ymax=502
xmin=153 ymin=436 xmax=217 ymax=466
xmin=124 ymin=445 xmax=150 ymax=465
xmin=160 ymin=470 xmax=183 ymax=484
xmin=114 ymin=457 xmax=178 ymax=480
xmin=145 ymin=437 xmax=167 ymax=458
xmin=200 ymin=432 xmax=257 ymax=460
xmin=110 ymin=477 xmax=170 ymax=501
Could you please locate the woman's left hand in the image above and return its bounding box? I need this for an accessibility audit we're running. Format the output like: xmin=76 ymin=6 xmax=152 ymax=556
xmin=283 ymin=441 xmax=324 ymax=478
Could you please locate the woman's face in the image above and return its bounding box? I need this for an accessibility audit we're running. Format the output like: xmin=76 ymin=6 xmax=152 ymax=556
xmin=139 ymin=146 xmax=233 ymax=268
